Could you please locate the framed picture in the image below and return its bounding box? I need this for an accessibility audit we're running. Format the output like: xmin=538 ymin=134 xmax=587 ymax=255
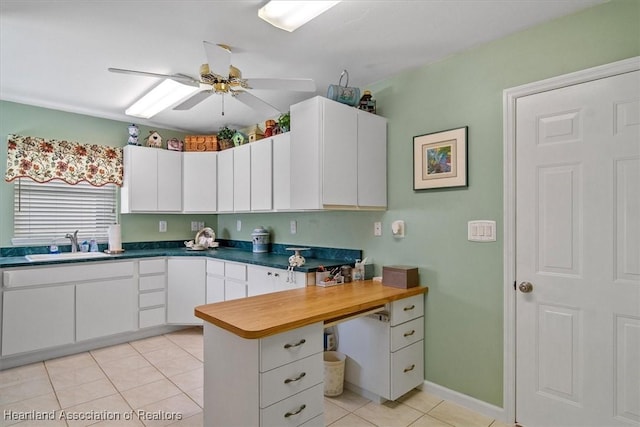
xmin=413 ymin=126 xmax=468 ymax=190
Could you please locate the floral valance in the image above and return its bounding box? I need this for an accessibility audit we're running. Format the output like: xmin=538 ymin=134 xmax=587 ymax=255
xmin=5 ymin=134 xmax=123 ymax=187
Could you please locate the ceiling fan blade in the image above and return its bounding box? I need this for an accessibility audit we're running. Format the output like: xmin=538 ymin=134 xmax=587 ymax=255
xmin=203 ymin=41 xmax=231 ymax=77
xmin=246 ymin=78 xmax=316 ymax=92
xmin=173 ymin=91 xmax=213 ymax=110
xmin=108 ymin=67 xmax=198 ymax=84
xmin=232 ymin=91 xmax=281 ymax=116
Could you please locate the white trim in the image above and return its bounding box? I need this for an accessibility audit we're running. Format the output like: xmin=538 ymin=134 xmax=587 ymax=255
xmin=502 ymin=56 xmax=640 ymax=424
xmin=423 ymin=381 xmax=507 ymax=423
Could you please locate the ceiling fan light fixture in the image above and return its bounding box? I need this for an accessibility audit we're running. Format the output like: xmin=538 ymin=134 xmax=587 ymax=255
xmin=125 ymin=79 xmax=200 ymax=118
xmin=258 ymin=0 xmax=341 ymax=32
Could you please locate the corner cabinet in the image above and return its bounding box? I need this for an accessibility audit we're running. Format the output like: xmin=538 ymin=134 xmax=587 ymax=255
xmin=121 ymin=146 xmax=182 ymax=213
xmin=290 ymin=96 xmax=387 ymax=210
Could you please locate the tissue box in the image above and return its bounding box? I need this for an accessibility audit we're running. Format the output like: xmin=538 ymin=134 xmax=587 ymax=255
xmin=382 ymin=265 xmax=419 ymax=288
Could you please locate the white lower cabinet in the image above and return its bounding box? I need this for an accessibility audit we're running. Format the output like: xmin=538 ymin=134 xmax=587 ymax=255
xmin=167 ymin=258 xmax=205 ymax=324
xmin=138 ymin=258 xmax=167 ymax=329
xmin=336 ymin=294 xmax=425 ymax=401
xmin=76 ymin=278 xmax=137 ymax=341
xmin=204 ymin=322 xmax=324 ymax=427
xmin=248 ymin=265 xmax=306 ymax=297
xmin=205 ymin=260 xmax=225 ymax=303
xmin=2 ymin=285 xmax=75 ymax=356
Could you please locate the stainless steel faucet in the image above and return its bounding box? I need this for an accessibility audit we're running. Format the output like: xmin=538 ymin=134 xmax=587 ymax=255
xmin=65 ymin=230 xmax=79 ymax=252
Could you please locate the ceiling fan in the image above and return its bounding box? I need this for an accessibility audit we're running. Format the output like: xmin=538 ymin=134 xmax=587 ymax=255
xmin=109 ymin=41 xmax=316 ymax=117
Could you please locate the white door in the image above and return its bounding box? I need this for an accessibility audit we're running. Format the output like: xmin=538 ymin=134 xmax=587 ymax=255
xmin=516 ymin=70 xmax=639 ymax=426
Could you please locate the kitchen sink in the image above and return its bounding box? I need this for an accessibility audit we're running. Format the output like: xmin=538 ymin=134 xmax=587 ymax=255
xmin=25 ymin=252 xmax=111 ymax=261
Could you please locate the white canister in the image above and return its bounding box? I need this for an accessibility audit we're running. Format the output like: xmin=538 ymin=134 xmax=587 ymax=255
xmin=251 ymin=226 xmax=270 ymax=253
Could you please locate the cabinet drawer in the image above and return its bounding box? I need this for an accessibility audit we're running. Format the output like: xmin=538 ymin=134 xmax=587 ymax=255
xmin=3 ymin=261 xmax=134 ymax=288
xmin=391 ymin=317 xmax=424 ymax=352
xmin=299 ymin=414 xmax=324 ymax=427
xmin=139 ymin=258 xmax=165 ymax=275
xmin=390 ymin=340 xmax=424 ymax=400
xmin=260 ymin=352 xmax=323 ymax=408
xmin=260 ymin=383 xmax=323 ymax=427
xmin=139 ymin=275 xmax=165 ymax=291
xmin=390 ymin=294 xmax=424 ymax=326
xmin=206 ymin=259 xmax=225 ymax=276
xmin=260 ymin=323 xmax=323 ymax=372
xmin=139 ymin=291 xmax=166 ymax=308
xmin=225 ymin=262 xmax=246 ymax=281
xmin=139 ymin=307 xmax=166 ymax=328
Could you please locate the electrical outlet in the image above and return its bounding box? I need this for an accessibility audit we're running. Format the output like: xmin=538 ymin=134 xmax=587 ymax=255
xmin=191 ymin=221 xmax=199 ymax=231
xmin=236 ymin=220 xmax=242 ymax=232
xmin=198 ymin=221 xmax=205 ymax=230
xmin=374 ymin=222 xmax=382 ymax=236
xmin=159 ymin=221 xmax=167 ymax=233
xmin=290 ymin=220 xmax=297 ymax=234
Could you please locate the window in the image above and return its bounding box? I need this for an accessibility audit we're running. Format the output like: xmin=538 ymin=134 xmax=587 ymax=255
xmin=12 ymin=179 xmax=117 ymax=246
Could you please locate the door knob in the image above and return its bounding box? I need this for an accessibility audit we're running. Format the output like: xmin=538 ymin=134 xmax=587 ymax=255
xmin=518 ymin=282 xmax=533 ymax=293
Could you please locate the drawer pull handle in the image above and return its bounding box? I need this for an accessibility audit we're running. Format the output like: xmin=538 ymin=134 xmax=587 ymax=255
xmin=404 ymin=364 xmax=416 ymax=373
xmin=284 ymin=339 xmax=306 ymax=349
xmin=284 ymin=404 xmax=306 ymax=418
xmin=404 ymin=330 xmax=416 ymax=337
xmin=403 ymin=304 xmax=415 ymax=311
xmin=284 ymin=372 xmax=306 ymax=384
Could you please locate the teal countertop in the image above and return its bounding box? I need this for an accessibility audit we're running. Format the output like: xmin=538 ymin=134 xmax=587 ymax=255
xmin=0 ymin=246 xmax=349 ymax=272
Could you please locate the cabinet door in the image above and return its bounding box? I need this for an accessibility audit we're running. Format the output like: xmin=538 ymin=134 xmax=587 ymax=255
xmin=322 ymin=99 xmax=358 ymax=206
xmin=157 ymin=149 xmax=182 ymax=212
xmin=233 ymin=143 xmax=251 ymax=211
xmin=247 ymin=265 xmax=274 ymax=297
xmin=290 ymin=96 xmax=322 ymax=209
xmin=357 ymin=111 xmax=387 ymax=207
xmin=272 ymin=133 xmax=291 ymax=210
xmin=217 ymin=149 xmax=234 ymax=212
xmin=2 ymin=285 xmax=75 ymax=356
xmin=126 ymin=146 xmax=158 ymax=212
xmin=183 ymin=152 xmax=217 ymax=212
xmin=206 ymin=275 xmax=225 ymax=303
xmin=76 ymin=278 xmax=137 ymax=341
xmin=167 ymin=258 xmax=205 ymax=324
xmin=225 ymin=280 xmax=247 ymax=301
xmin=250 ymin=138 xmax=273 ymax=211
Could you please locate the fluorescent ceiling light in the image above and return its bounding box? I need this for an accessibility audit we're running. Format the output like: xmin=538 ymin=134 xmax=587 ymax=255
xmin=125 ymin=79 xmax=200 ymax=119
xmin=258 ymin=1 xmax=341 ymax=32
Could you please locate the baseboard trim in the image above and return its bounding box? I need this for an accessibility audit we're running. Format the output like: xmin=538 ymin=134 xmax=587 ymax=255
xmin=423 ymin=381 xmax=509 ymax=423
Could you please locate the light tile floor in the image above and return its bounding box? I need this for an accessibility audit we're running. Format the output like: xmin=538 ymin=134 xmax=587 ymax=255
xmin=0 ymin=327 xmax=512 ymax=427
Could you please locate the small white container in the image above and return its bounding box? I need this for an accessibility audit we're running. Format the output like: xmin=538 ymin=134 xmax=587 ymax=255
xmin=323 ymin=351 xmax=346 ymax=396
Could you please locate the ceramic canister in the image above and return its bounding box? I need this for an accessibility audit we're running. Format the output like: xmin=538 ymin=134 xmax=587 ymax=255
xmin=251 ymin=226 xmax=270 ymax=253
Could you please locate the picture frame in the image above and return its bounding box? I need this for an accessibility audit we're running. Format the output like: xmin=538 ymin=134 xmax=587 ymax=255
xmin=413 ymin=126 xmax=468 ymax=190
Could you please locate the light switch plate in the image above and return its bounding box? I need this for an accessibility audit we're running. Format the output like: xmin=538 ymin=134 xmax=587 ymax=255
xmin=468 ymin=220 xmax=496 ymax=242
xmin=290 ymin=220 xmax=297 ymax=234
xmin=159 ymin=221 xmax=167 ymax=233
xmin=236 ymin=220 xmax=242 ymax=232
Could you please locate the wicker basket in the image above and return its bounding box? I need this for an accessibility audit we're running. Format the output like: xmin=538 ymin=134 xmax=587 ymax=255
xmin=218 ymin=138 xmax=234 ymax=150
xmin=185 ymin=135 xmax=218 ymax=152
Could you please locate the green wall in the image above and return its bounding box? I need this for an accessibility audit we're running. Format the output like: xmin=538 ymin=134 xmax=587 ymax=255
xmin=0 ymin=0 xmax=637 ymax=407
xmin=218 ymin=0 xmax=640 ymax=406
xmin=0 ymin=102 xmax=215 ymax=246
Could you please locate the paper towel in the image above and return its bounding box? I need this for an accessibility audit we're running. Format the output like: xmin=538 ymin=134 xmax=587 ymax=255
xmin=108 ymin=224 xmax=122 ymax=252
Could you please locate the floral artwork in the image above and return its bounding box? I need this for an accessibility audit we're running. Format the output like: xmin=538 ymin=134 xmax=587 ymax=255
xmin=5 ymin=134 xmax=123 ymax=187
xmin=413 ymin=127 xmax=467 ymax=190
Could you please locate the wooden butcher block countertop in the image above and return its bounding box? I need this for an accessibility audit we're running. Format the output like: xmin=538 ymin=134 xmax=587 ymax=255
xmin=195 ymin=280 xmax=428 ymax=339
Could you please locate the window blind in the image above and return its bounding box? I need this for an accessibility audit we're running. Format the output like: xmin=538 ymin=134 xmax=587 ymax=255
xmin=12 ymin=179 xmax=117 ymax=246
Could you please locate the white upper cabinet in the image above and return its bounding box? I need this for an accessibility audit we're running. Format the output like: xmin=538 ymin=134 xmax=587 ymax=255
xmin=290 ymin=96 xmax=387 ymax=210
xmin=250 ymin=138 xmax=273 ymax=211
xmin=182 ymin=152 xmax=217 ymax=213
xmin=272 ymin=133 xmax=291 ymax=211
xmin=217 ymin=149 xmax=234 ymax=212
xmin=233 ymin=143 xmax=251 ymax=212
xmin=121 ymin=146 xmax=182 ymax=213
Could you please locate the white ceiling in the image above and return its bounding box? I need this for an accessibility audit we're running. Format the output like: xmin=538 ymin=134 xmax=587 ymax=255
xmin=0 ymin=0 xmax=603 ymax=134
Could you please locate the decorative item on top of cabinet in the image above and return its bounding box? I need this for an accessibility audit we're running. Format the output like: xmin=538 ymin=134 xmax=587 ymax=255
xmin=232 ymin=131 xmax=248 ymax=147
xmin=358 ymin=90 xmax=376 ymax=114
xmin=264 ymin=119 xmax=276 ymax=137
xmin=127 ymin=123 xmax=140 ymax=146
xmin=184 ymin=135 xmax=218 ymax=151
xmin=146 ymin=130 xmax=162 ymax=148
xmin=277 ymin=111 xmax=291 ymax=133
xmin=247 ymin=124 xmax=264 ymax=142
xmin=217 ymin=126 xmax=236 ymax=150
xmin=326 ymin=70 xmax=360 ymax=107
xmin=166 ymin=137 xmax=183 ymax=151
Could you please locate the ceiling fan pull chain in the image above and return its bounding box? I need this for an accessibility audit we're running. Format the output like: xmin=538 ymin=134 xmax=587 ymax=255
xmin=221 ymin=93 xmax=225 ymax=116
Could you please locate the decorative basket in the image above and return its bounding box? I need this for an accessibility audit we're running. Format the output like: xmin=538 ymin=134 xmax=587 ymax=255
xmin=218 ymin=138 xmax=234 ymax=150
xmin=185 ymin=135 xmax=218 ymax=152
